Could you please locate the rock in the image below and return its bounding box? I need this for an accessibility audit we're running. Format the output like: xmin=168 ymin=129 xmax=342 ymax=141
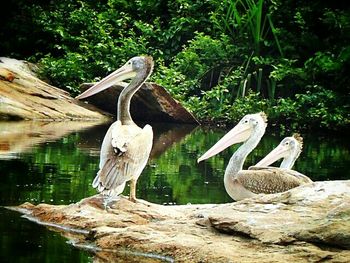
xmin=0 ymin=57 xmax=110 ymax=120
xmin=8 ymin=180 xmax=350 ymax=262
xmin=208 ymin=181 xmax=350 ymax=249
xmin=79 ymin=82 xmax=199 ymax=124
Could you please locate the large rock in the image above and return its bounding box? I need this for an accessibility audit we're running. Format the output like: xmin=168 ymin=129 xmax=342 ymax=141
xmin=9 ymin=180 xmax=350 ymax=262
xmin=0 ymin=57 xmax=110 ymax=120
xmin=79 ymin=82 xmax=199 ymax=124
xmin=208 ymin=180 xmax=350 ymax=249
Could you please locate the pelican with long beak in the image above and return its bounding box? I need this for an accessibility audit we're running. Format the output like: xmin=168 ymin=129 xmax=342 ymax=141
xmin=251 ymin=133 xmax=312 ymax=183
xmin=76 ymin=56 xmax=154 ymax=204
xmin=256 ymin=133 xmax=303 ymax=169
xmin=198 ymin=113 xmax=311 ymax=201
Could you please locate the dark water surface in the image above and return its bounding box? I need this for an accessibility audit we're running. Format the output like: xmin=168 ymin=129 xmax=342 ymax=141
xmin=0 ymin=120 xmax=349 ymax=262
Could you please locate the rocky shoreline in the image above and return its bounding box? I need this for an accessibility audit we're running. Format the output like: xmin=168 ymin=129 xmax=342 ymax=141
xmin=8 ymin=180 xmax=350 ymax=262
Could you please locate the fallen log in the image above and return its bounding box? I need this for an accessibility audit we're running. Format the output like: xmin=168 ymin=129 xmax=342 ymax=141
xmin=79 ymin=82 xmax=199 ymax=124
xmin=0 ymin=57 xmax=110 ymax=121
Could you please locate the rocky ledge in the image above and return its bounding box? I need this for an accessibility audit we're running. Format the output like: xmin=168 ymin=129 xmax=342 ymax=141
xmin=8 ymin=180 xmax=350 ymax=262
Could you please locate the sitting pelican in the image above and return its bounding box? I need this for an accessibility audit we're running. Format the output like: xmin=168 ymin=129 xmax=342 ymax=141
xmin=250 ymin=133 xmax=312 ymax=183
xmin=255 ymin=133 xmax=303 ymax=169
xmin=76 ymin=56 xmax=154 ymax=204
xmin=198 ymin=113 xmax=311 ymax=201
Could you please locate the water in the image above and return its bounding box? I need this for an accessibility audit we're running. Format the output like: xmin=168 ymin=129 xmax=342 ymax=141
xmin=0 ymin=120 xmax=349 ymax=262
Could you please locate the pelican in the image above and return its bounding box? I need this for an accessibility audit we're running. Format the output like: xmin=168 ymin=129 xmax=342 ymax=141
xmin=255 ymin=133 xmax=303 ymax=169
xmin=250 ymin=133 xmax=312 ymax=183
xmin=76 ymin=56 xmax=154 ymax=204
xmin=197 ymin=113 xmax=311 ymax=201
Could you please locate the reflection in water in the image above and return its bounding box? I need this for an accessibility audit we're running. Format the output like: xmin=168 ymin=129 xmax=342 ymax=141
xmin=0 ymin=120 xmax=107 ymax=159
xmin=76 ymin=122 xmax=198 ymax=159
xmin=0 ymin=121 xmax=349 ymax=262
xmin=150 ymin=123 xmax=197 ymax=159
xmin=0 ymin=208 xmax=91 ymax=263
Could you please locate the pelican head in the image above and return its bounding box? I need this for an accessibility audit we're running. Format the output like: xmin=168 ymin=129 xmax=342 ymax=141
xmin=75 ymin=56 xmax=154 ymax=100
xmin=198 ymin=112 xmax=267 ymax=162
xmin=255 ymin=133 xmax=303 ymax=168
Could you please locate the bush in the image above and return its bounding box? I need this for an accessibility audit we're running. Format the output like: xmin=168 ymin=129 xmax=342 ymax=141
xmin=1 ymin=0 xmax=348 ymax=131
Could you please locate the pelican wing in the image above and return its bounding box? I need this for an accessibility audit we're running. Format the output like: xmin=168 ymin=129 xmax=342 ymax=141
xmin=248 ymin=166 xmax=313 ymax=184
xmin=93 ymin=121 xmax=153 ymax=193
xmin=235 ymin=168 xmax=308 ymax=194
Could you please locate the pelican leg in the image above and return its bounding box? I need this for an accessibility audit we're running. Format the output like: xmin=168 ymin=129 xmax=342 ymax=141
xmin=103 ymin=197 xmax=109 ymax=210
xmin=129 ymin=179 xmax=137 ymax=202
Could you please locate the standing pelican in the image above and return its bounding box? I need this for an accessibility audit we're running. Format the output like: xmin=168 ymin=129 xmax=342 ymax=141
xmin=198 ymin=113 xmax=311 ymax=201
xmin=76 ymin=56 xmax=154 ymax=204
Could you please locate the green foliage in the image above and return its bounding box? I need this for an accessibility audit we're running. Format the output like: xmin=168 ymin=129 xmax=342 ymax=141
xmin=20 ymin=0 xmax=218 ymax=93
xmin=305 ymin=52 xmax=342 ymax=73
xmin=1 ymin=0 xmax=349 ymax=131
xmin=188 ymin=85 xmax=231 ymax=121
xmin=269 ymin=86 xmax=349 ymax=131
xmin=29 ymin=1 xmax=152 ymax=93
xmin=228 ymin=92 xmax=269 ymax=120
xmin=212 ymin=0 xmax=283 ymax=56
xmin=151 ymin=61 xmax=192 ymax=101
xmin=152 ymin=32 xmax=244 ymax=102
xmin=188 ymin=85 xmax=348 ymax=131
xmin=293 ymin=87 xmax=349 ymax=130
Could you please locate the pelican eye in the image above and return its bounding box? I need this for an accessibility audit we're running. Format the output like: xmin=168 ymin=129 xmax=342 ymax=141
xmin=131 ymin=59 xmax=144 ymax=70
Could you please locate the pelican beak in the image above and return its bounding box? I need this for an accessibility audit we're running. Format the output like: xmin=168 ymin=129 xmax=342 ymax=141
xmin=255 ymin=144 xmax=288 ymax=167
xmin=75 ymin=63 xmax=136 ymax=100
xmin=197 ymin=123 xmax=252 ymax=163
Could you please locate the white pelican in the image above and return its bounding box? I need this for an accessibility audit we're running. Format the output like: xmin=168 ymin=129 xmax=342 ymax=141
xmin=198 ymin=113 xmax=311 ymax=201
xmin=251 ymin=133 xmax=312 ymax=183
xmin=255 ymin=133 xmax=303 ymax=169
xmin=76 ymin=56 xmax=154 ymax=204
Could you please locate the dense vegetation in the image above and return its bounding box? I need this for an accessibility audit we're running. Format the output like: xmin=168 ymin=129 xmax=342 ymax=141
xmin=1 ymin=0 xmax=349 ymax=131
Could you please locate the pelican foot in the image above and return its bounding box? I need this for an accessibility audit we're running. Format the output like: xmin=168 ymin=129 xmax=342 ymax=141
xmin=130 ymin=198 xmax=151 ymax=206
xmin=103 ymin=196 xmax=121 ymax=210
xmin=129 ymin=196 xmax=137 ymax=203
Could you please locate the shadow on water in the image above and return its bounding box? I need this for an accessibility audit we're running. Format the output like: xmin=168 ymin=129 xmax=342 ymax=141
xmin=0 ymin=120 xmax=349 ymax=262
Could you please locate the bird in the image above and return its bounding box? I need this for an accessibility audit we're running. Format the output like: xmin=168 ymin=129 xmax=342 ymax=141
xmin=197 ymin=113 xmax=311 ymax=201
xmin=76 ymin=56 xmax=154 ymax=205
xmin=250 ymin=133 xmax=312 ymax=183
xmin=255 ymin=133 xmax=303 ymax=169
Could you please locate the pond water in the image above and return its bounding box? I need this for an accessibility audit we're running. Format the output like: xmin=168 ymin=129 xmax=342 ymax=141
xmin=0 ymin=120 xmax=349 ymax=262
